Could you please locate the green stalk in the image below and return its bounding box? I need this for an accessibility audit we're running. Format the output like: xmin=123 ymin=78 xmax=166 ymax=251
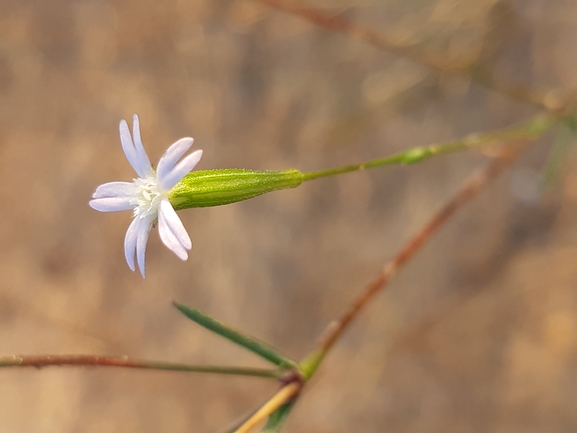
xmin=169 ymin=114 xmax=555 ymax=212
xmin=301 ymin=114 xmax=554 ymax=181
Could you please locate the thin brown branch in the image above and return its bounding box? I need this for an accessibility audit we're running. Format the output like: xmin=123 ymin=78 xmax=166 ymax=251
xmin=0 ymin=354 xmax=283 ymax=378
xmin=256 ymin=0 xmax=558 ymax=111
xmin=314 ymin=142 xmax=526 ymax=358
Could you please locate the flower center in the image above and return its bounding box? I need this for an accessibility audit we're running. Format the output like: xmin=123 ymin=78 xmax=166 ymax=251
xmin=132 ymin=175 xmax=164 ymax=218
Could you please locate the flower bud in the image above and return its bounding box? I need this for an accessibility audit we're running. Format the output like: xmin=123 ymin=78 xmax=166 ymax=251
xmin=168 ymin=168 xmax=304 ymax=209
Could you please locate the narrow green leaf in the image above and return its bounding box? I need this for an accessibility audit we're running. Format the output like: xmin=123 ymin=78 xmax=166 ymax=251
xmin=174 ymin=302 xmax=298 ymax=369
xmin=261 ymin=403 xmax=294 ymax=433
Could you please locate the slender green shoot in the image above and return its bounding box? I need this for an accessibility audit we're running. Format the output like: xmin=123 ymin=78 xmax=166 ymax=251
xmin=301 ymin=114 xmax=554 ymax=181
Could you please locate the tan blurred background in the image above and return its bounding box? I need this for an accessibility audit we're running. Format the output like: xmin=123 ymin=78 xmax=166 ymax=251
xmin=1 ymin=0 xmax=577 ymax=431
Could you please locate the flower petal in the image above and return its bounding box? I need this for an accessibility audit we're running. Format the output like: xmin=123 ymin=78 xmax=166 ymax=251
xmin=156 ymin=137 xmax=194 ymax=188
xmin=158 ymin=149 xmax=203 ymax=191
xmin=136 ymin=215 xmax=154 ymax=277
xmin=158 ymin=200 xmax=190 ymax=260
xmin=89 ymin=196 xmax=134 ymax=212
xmin=132 ymin=114 xmax=152 ymax=177
xmin=92 ymin=181 xmax=137 ymax=199
xmin=158 ymin=221 xmax=188 ymax=261
xmin=120 ymin=118 xmax=151 ymax=178
xmin=119 ymin=119 xmax=140 ymax=174
xmin=159 ymin=199 xmax=192 ymax=249
xmin=124 ymin=217 xmax=139 ymax=272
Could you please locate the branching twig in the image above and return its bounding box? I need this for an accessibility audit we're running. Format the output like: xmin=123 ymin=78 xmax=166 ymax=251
xmin=300 ymin=141 xmax=528 ymax=377
xmin=234 ymin=140 xmax=535 ymax=433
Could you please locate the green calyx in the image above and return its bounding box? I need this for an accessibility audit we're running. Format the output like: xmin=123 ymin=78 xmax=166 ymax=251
xmin=168 ymin=168 xmax=304 ymax=210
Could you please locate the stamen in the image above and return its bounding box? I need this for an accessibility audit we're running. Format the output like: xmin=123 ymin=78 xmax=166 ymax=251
xmin=133 ymin=176 xmax=163 ymax=218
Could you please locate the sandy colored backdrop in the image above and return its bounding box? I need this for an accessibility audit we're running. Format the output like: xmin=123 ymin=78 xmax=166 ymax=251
xmin=1 ymin=0 xmax=577 ymax=432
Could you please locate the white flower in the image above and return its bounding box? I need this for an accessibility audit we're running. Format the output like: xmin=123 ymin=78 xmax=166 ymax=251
xmin=90 ymin=114 xmax=203 ymax=277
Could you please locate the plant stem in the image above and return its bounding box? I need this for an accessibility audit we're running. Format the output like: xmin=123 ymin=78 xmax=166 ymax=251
xmin=300 ymin=141 xmax=528 ymax=379
xmin=0 ymin=354 xmax=284 ymax=379
xmin=301 ymin=114 xmax=554 ymax=182
xmin=233 ymin=383 xmax=301 ymax=433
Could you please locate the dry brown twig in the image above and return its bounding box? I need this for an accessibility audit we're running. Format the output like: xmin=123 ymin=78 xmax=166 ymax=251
xmin=0 ymin=354 xmax=283 ymax=378
xmin=315 ymin=142 xmax=525 ymax=357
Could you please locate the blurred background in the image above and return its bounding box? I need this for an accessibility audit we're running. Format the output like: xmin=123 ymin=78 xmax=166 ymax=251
xmin=1 ymin=0 xmax=577 ymax=431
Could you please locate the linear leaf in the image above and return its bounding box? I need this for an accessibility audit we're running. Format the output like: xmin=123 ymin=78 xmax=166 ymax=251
xmin=174 ymin=302 xmax=298 ymax=369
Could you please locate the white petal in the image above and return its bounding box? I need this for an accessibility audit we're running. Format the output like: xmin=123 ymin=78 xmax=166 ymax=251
xmin=136 ymin=215 xmax=154 ymax=277
xmin=158 ymin=200 xmax=190 ymax=260
xmin=124 ymin=217 xmax=139 ymax=272
xmin=132 ymin=114 xmax=152 ymax=176
xmin=89 ymin=197 xmax=134 ymax=212
xmin=158 ymin=220 xmax=188 ymax=261
xmin=158 ymin=149 xmax=203 ymax=191
xmin=159 ymin=199 xmax=192 ymax=249
xmin=93 ymin=181 xmax=137 ymax=199
xmin=156 ymin=137 xmax=194 ymax=188
xmin=119 ymin=119 xmax=140 ymax=175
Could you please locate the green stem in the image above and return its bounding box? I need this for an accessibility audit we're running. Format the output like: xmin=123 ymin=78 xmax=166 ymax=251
xmin=296 ymin=114 xmax=557 ymax=384
xmin=301 ymin=113 xmax=554 ymax=181
xmin=169 ymin=115 xmax=556 ymax=213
